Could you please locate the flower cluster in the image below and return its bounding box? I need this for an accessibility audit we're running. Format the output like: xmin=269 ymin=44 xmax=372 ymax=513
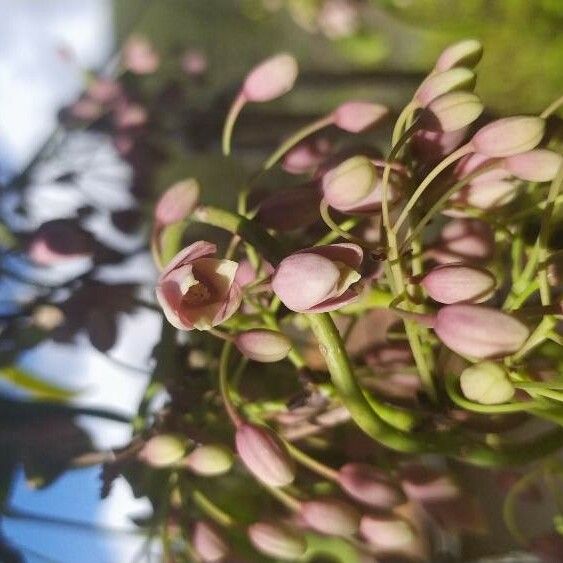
xmin=147 ymin=42 xmax=562 ymax=561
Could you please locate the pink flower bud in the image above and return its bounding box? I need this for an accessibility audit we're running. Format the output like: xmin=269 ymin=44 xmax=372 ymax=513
xmin=504 ymin=149 xmax=562 ymax=182
xmin=242 ymin=53 xmax=298 ymax=103
xmin=421 ymin=91 xmax=483 ymax=132
xmin=331 ymin=101 xmax=389 ymax=133
xmin=182 ymin=444 xmax=234 ymax=476
xmin=122 ymin=35 xmax=160 ymax=74
xmin=234 ymin=259 xmax=274 ymax=287
xmin=432 ymin=218 xmax=494 ymax=264
xmin=434 ymin=39 xmax=483 ymax=72
xmin=235 ymin=423 xmax=295 ymax=487
xmin=338 ymin=463 xmax=406 ymax=509
xmin=321 ymin=156 xmax=404 ymax=214
xmin=256 ymin=183 xmax=322 ymax=231
xmin=415 ymin=67 xmax=476 ymax=107
xmin=248 ymin=522 xmax=307 ymax=560
xmin=459 ymin=361 xmax=515 ymax=404
xmin=156 ymin=241 xmax=242 ymax=331
xmin=359 ymin=515 xmax=415 ymax=549
xmin=87 ymin=77 xmax=121 ymax=103
xmin=282 ymin=138 xmax=331 ymax=174
xmin=411 ymin=126 xmax=468 ymax=162
xmin=420 ymin=264 xmax=496 ymax=304
xmin=449 ymin=179 xmax=519 ymax=211
xmin=28 ymin=221 xmax=93 ymax=265
xmin=300 ymin=498 xmax=361 ymax=536
xmin=272 ymin=243 xmax=363 ymax=313
xmin=154 ymin=179 xmax=200 ymax=226
xmin=452 ymin=152 xmax=508 ymax=184
xmin=113 ymin=102 xmax=148 ymax=129
xmin=400 ymin=465 xmax=460 ymax=502
xmin=471 ymin=116 xmax=545 ymax=157
xmin=235 ymin=329 xmax=292 ymax=363
xmin=138 ymin=434 xmax=186 ymax=467
xmin=433 ymin=305 xmax=529 ymax=358
xmin=192 ymin=521 xmax=229 ymax=562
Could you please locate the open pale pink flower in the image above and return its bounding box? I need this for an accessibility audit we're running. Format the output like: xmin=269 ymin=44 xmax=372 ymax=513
xmin=272 ymin=243 xmax=363 ymax=313
xmin=156 ymin=241 xmax=242 ymax=331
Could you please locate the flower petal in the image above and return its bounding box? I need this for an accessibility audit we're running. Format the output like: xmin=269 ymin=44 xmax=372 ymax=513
xmin=161 ymin=241 xmax=216 ymax=277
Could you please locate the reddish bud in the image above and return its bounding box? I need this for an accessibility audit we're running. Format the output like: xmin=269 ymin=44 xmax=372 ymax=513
xmin=154 ymin=179 xmax=200 ymax=226
xmin=411 ymin=126 xmax=468 ymax=162
xmin=338 ymin=463 xmax=406 ymax=509
xmin=300 ymin=498 xmax=361 ymax=536
xmin=248 ymin=522 xmax=307 ymax=560
xmin=331 ymin=101 xmax=389 ymax=133
xmin=243 ymin=53 xmax=298 ymax=103
xmin=400 ymin=465 xmax=460 ymax=502
xmin=433 ymin=305 xmax=529 ymax=359
xmin=28 ymin=221 xmax=93 ymax=265
xmin=192 ymin=521 xmax=229 ymax=562
xmin=235 ymin=423 xmax=295 ymax=487
xmin=471 ymin=116 xmax=545 ymax=157
xmin=235 ymin=329 xmax=292 ymax=363
xmin=420 ymin=263 xmax=496 ymax=304
xmin=432 ymin=218 xmax=494 ymax=264
xmin=282 ymin=138 xmax=331 ymax=175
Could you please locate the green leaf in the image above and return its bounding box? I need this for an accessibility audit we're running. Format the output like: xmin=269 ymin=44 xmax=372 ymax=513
xmin=305 ymin=532 xmax=365 ymax=563
xmin=0 ymin=366 xmax=77 ymax=402
xmin=0 ymin=221 xmax=16 ymax=249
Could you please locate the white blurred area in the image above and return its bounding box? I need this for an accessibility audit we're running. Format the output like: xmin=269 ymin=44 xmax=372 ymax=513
xmin=0 ymin=1 xmax=157 ymax=561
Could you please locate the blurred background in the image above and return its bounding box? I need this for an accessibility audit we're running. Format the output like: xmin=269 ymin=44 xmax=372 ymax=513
xmin=0 ymin=1 xmax=562 ymax=562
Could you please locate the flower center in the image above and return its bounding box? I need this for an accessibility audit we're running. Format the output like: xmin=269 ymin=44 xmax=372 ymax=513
xmin=182 ymin=281 xmax=212 ymax=306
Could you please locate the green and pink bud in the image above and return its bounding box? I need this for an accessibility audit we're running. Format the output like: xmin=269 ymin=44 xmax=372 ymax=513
xmin=235 ymin=423 xmax=295 ymax=487
xmin=138 ymin=434 xmax=186 ymax=468
xmin=235 ymin=329 xmax=292 ymax=363
xmin=460 ymin=361 xmax=515 ymax=404
xmin=434 ymin=39 xmax=483 ymax=72
xmin=248 ymin=522 xmax=307 ymax=560
xmin=156 ymin=241 xmax=242 ymax=331
xmin=182 ymin=444 xmax=234 ymax=476
xmin=470 ymin=116 xmax=545 ymax=157
xmin=321 ymin=156 xmax=402 ymax=214
xmin=421 ymin=91 xmax=483 ymax=132
xmin=272 ymin=243 xmax=363 ymax=313
xmin=415 ymin=67 xmax=476 ymax=107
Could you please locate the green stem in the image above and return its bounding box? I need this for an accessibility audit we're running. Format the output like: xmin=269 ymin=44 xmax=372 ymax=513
xmin=222 ymin=93 xmax=246 ymax=156
xmin=191 ymin=490 xmax=236 ymax=528
xmin=284 ymin=442 xmax=339 ymax=481
xmin=537 ymin=163 xmax=563 ymax=305
xmin=393 ymin=143 xmax=472 ymax=234
xmin=315 ymin=217 xmax=360 ymax=246
xmin=193 ymin=205 xmax=285 ymax=265
xmin=219 ymin=342 xmax=243 ymax=427
xmin=445 ymin=372 xmax=542 ymax=414
xmin=540 ymin=93 xmax=563 ymax=118
xmin=262 ymin=115 xmax=333 ymax=170
xmin=400 ymin=162 xmax=500 ymax=252
xmin=319 ymin=199 xmax=372 ymax=248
